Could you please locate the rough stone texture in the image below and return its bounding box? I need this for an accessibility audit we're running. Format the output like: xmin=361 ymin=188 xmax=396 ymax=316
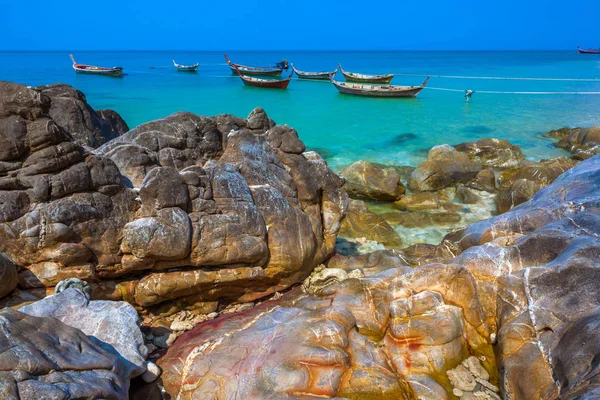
xmin=409 ymin=138 xmax=525 ymax=193
xmin=37 ymin=83 xmax=127 ymax=148
xmin=0 ymin=254 xmax=18 ymax=298
xmin=0 ymin=308 xmax=128 ymax=399
xmin=496 ymin=157 xmax=578 ymax=213
xmin=0 ymin=81 xmax=347 ymax=314
xmin=454 ymin=138 xmax=524 ymax=169
xmin=338 ymin=199 xmax=403 ymax=247
xmin=158 ymin=155 xmax=600 ymax=400
xmin=546 ymin=126 xmax=600 ymax=160
xmin=19 ymin=287 xmax=148 ymax=379
xmin=394 ymin=192 xmax=442 ymax=211
xmin=340 ymin=160 xmax=406 ymax=201
xmin=96 ymin=109 xmax=130 ymax=136
xmin=408 ymin=144 xmax=482 ymax=192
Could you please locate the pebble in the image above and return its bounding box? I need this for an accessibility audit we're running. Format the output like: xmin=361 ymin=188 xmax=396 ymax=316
xmin=142 ymin=361 xmax=162 ymax=383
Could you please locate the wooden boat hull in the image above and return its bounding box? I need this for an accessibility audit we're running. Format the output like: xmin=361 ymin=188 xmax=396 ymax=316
xmin=176 ymin=67 xmax=198 ymax=72
xmin=578 ymin=47 xmax=600 ymax=54
xmin=339 ymin=64 xmax=394 ymax=83
xmin=228 ymin=64 xmax=282 ymax=76
xmin=73 ymin=64 xmax=123 ymax=76
xmin=173 ymin=60 xmax=199 ymax=72
xmin=331 ymin=77 xmax=429 ymax=98
xmin=235 ymin=66 xmax=292 ymax=89
xmin=224 ymin=54 xmax=282 ymax=76
xmin=292 ymin=65 xmax=337 ymax=80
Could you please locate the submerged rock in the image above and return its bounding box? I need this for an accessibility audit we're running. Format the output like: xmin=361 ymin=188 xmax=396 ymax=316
xmin=338 ymin=199 xmax=403 ymax=247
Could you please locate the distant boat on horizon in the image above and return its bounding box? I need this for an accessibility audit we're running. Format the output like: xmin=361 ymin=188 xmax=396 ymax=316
xmin=173 ymin=60 xmax=199 ymax=72
xmin=577 ymin=46 xmax=600 ymax=54
xmin=69 ymin=54 xmax=123 ymax=77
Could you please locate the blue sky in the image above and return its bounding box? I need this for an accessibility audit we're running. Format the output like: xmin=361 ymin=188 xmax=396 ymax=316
xmin=1 ymin=0 xmax=598 ymax=50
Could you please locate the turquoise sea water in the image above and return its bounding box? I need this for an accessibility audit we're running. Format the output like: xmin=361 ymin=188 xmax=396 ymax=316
xmin=2 ymin=51 xmax=600 ymax=170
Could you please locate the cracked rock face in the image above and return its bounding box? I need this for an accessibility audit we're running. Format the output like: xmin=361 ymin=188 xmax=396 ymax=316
xmin=37 ymin=83 xmax=127 ymax=148
xmin=158 ymin=155 xmax=600 ymax=399
xmin=0 ymin=308 xmax=128 ymax=399
xmin=19 ymin=287 xmax=148 ymax=380
xmin=0 ymin=81 xmax=348 ymax=314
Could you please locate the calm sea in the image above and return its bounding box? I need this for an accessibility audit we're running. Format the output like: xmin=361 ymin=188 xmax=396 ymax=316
xmin=2 ymin=51 xmax=600 ymax=170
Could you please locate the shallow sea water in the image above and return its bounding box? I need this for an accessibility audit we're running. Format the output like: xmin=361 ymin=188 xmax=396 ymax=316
xmin=2 ymin=51 xmax=599 ymax=245
xmin=2 ymin=51 xmax=600 ymax=171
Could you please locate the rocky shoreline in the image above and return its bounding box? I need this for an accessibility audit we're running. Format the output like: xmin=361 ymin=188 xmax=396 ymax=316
xmin=1 ymin=80 xmax=599 ymax=399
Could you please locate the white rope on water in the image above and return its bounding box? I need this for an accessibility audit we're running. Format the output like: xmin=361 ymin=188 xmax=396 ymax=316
xmin=394 ymin=73 xmax=600 ymax=82
xmin=425 ymin=86 xmax=600 ymax=95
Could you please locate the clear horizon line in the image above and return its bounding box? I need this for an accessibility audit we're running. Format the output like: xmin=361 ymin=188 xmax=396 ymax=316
xmin=0 ymin=48 xmax=582 ymax=52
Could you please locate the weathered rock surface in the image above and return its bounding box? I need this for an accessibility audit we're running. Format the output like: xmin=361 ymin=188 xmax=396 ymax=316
xmin=409 ymin=144 xmax=482 ymax=192
xmin=96 ymin=109 xmax=130 ymax=136
xmin=0 ymin=308 xmax=128 ymax=399
xmin=0 ymin=254 xmax=18 ymax=298
xmin=338 ymin=199 xmax=403 ymax=247
xmin=37 ymin=83 xmax=127 ymax=148
xmin=0 ymin=81 xmax=348 ymax=314
xmin=454 ymin=138 xmax=523 ymax=169
xmin=157 ymin=155 xmax=600 ymax=399
xmin=546 ymin=126 xmax=600 ymax=160
xmin=19 ymin=286 xmax=148 ymax=379
xmin=340 ymin=160 xmax=406 ymax=201
xmin=409 ymin=138 xmax=524 ymax=192
xmin=496 ymin=157 xmax=577 ymax=213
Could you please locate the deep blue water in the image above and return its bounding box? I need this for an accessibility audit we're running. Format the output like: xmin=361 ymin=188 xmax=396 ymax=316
xmin=2 ymin=51 xmax=599 ymax=169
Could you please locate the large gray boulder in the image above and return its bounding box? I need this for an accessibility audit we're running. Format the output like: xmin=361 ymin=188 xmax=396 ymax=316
xmin=0 ymin=308 xmax=128 ymax=399
xmin=19 ymin=286 xmax=148 ymax=379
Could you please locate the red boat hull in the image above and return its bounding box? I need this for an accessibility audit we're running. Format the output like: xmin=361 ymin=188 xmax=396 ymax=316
xmin=234 ymin=66 xmax=292 ymax=89
xmin=241 ymin=78 xmax=291 ymax=89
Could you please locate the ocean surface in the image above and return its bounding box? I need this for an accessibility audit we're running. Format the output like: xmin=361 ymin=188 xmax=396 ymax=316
xmin=2 ymin=51 xmax=600 ymax=170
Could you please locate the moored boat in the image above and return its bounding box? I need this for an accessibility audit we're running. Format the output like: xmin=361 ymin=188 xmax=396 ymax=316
xmin=173 ymin=60 xmax=199 ymax=72
xmin=224 ymin=54 xmax=283 ymax=76
xmin=577 ymin=46 xmax=600 ymax=54
xmin=69 ymin=54 xmax=123 ymax=77
xmin=331 ymin=76 xmax=430 ymax=98
xmin=235 ymin=66 xmax=292 ymax=89
xmin=291 ymin=64 xmax=338 ymax=80
xmin=338 ymin=64 xmax=394 ymax=83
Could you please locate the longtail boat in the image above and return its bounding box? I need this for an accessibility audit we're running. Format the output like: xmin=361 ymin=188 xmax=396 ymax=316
xmin=331 ymin=76 xmax=430 ymax=98
xmin=338 ymin=63 xmax=394 ymax=84
xmin=577 ymin=47 xmax=600 ymax=54
xmin=69 ymin=54 xmax=123 ymax=77
xmin=173 ymin=60 xmax=199 ymax=72
xmin=224 ymin=54 xmax=283 ymax=76
xmin=235 ymin=66 xmax=292 ymax=89
xmin=291 ymin=64 xmax=338 ymax=80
